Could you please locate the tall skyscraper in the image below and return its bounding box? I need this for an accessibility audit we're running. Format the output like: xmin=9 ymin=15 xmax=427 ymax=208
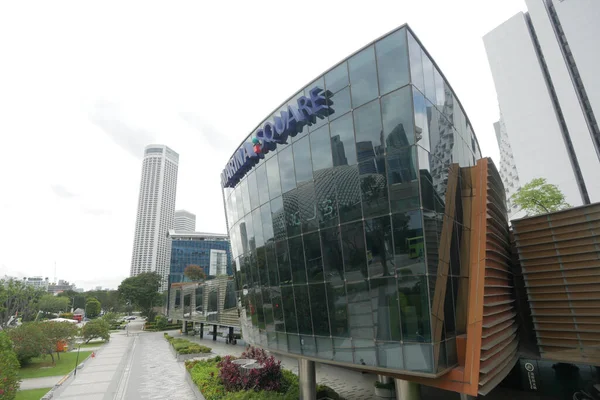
xmin=484 ymin=0 xmax=600 ymax=210
xmin=130 ymin=145 xmax=179 ymax=291
xmin=174 ymin=210 xmax=196 ymax=232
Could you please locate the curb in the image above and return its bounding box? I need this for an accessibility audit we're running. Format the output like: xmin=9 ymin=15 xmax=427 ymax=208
xmin=184 ymin=369 xmax=205 ymax=400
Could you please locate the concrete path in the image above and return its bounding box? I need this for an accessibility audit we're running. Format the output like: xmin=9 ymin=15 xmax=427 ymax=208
xmin=19 ymin=375 xmax=64 ymax=390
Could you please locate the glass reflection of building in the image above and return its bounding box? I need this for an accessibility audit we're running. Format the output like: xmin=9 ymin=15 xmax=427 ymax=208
xmin=222 ymin=25 xmax=482 ymax=377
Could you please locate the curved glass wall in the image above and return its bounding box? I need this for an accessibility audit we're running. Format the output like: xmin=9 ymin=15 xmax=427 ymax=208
xmin=222 ymin=25 xmax=481 ymax=375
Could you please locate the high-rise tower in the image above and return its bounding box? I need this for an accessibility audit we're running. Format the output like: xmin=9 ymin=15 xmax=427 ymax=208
xmin=174 ymin=210 xmax=196 ymax=232
xmin=130 ymin=145 xmax=179 ymax=291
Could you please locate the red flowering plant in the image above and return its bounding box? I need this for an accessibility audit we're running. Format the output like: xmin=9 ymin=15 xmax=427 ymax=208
xmin=217 ymin=347 xmax=282 ymax=393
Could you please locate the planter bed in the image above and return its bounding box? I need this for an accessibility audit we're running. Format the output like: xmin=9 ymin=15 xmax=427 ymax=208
xmin=164 ymin=334 xmax=212 ymax=362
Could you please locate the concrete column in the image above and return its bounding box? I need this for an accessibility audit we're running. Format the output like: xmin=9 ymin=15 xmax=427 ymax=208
xmin=378 ymin=375 xmax=393 ymax=384
xmin=212 ymin=324 xmax=218 ymax=341
xmin=182 ymin=321 xmax=187 ymax=335
xmin=200 ymin=323 xmax=204 ymax=338
xmin=459 ymin=394 xmax=475 ymax=400
xmin=228 ymin=327 xmax=234 ymax=344
xmin=394 ymin=379 xmax=420 ymax=400
xmin=298 ymin=358 xmax=316 ymax=400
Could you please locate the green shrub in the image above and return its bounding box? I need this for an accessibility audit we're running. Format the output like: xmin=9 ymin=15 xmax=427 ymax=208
xmin=7 ymin=322 xmax=46 ymax=365
xmin=189 ymin=360 xmax=226 ymax=400
xmin=0 ymin=331 xmax=20 ymax=400
xmin=155 ymin=315 xmax=168 ymax=330
xmin=317 ymin=384 xmax=342 ymax=399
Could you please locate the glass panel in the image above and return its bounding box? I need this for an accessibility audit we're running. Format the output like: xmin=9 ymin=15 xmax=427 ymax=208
xmin=398 ymin=275 xmax=431 ymax=342
xmin=310 ymin=124 xmax=332 ymax=174
xmin=359 ymin=156 xmax=389 ymax=218
xmin=240 ymin=178 xmax=251 ymax=216
xmin=281 ymin=285 xmax=298 ymax=334
xmin=235 ymin=185 xmax=244 ymax=220
xmin=346 ymin=280 xmax=374 ymax=339
xmin=377 ymin=342 xmax=404 ymax=369
xmin=382 ymin=86 xmax=414 ymax=153
xmin=392 ymin=210 xmax=426 ymax=276
xmin=256 ymin=164 xmax=270 ymax=206
xmin=304 ymin=231 xmax=324 ymax=283
xmin=293 ymin=137 xmax=313 ymax=186
xmin=370 ymin=277 xmax=401 ymax=341
xmin=261 ymin=203 xmax=274 ymax=244
xmin=433 ymin=67 xmax=445 ymax=108
xmin=354 ymin=339 xmax=377 ymax=366
xmin=278 ymin=146 xmax=296 ymax=194
xmin=316 ymin=337 xmax=334 ymax=360
xmin=309 ymin=283 xmax=330 ymax=336
xmin=348 ymin=45 xmax=379 ymax=108
xmin=294 ymin=284 xmax=313 ymax=335
xmin=328 ymin=87 xmax=351 ymax=120
xmin=283 ymin=189 xmax=301 ymax=238
xmin=364 ymin=216 xmax=394 ymax=279
xmin=257 ymin=247 xmax=269 ymax=287
xmin=387 ymin=147 xmax=419 ymax=213
xmin=333 ymin=338 xmax=353 ymax=363
xmin=422 ymin=51 xmax=436 ymax=103
xmin=330 ymin=113 xmax=356 ymax=166
xmin=413 ymin=87 xmax=430 ymax=151
xmin=298 ymin=182 xmax=318 ymax=234
xmin=336 ymin=165 xmax=362 ymax=223
xmin=252 ymin=208 xmax=265 ymax=247
xmin=315 ymin=171 xmax=338 ymax=229
xmin=327 ymin=283 xmax=349 ymax=338
xmin=276 ymin=240 xmax=292 ymax=285
xmin=404 ymin=342 xmax=433 ymax=372
xmin=301 ymin=335 xmax=317 ymax=357
xmin=288 ymin=235 xmax=306 ymax=284
xmin=320 ymin=226 xmax=344 ymax=284
xmin=271 ymin=196 xmax=285 ymax=241
xmin=277 ymin=332 xmax=288 ymax=351
xmin=247 ymin=171 xmax=260 ymax=212
xmin=408 ymin=31 xmax=424 ymax=92
xmin=325 ymin=62 xmax=349 ymax=94
xmin=265 ymin=242 xmax=279 ymax=286
xmin=341 ymin=221 xmax=368 ymax=282
xmin=266 ymin=155 xmax=282 ymax=199
xmin=305 ymin=77 xmax=327 ymax=132
xmin=376 ymin=28 xmax=409 ymax=95
xmin=354 ymin=99 xmax=383 ymax=160
xmin=272 ymin=290 xmax=285 ymax=332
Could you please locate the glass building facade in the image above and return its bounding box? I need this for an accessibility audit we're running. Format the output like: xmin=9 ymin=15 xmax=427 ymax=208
xmin=222 ymin=25 xmax=482 ymax=376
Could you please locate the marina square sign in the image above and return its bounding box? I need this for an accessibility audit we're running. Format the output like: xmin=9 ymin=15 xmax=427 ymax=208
xmin=221 ymin=87 xmax=334 ymax=188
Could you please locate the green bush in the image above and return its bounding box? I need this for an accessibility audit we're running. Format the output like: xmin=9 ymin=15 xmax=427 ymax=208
xmin=155 ymin=315 xmax=168 ymax=330
xmin=7 ymin=322 xmax=47 ymax=365
xmin=0 ymin=331 xmax=20 ymax=400
xmin=189 ymin=359 xmax=226 ymax=400
xmin=82 ymin=319 xmax=110 ymax=343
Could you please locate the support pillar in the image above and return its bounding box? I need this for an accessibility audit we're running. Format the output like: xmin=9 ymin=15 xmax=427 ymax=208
xmin=212 ymin=324 xmax=218 ymax=341
xmin=394 ymin=379 xmax=420 ymax=400
xmin=378 ymin=375 xmax=393 ymax=384
xmin=459 ymin=394 xmax=475 ymax=400
xmin=200 ymin=323 xmax=204 ymax=338
xmin=182 ymin=321 xmax=187 ymax=335
xmin=298 ymin=358 xmax=316 ymax=400
xmin=228 ymin=327 xmax=234 ymax=344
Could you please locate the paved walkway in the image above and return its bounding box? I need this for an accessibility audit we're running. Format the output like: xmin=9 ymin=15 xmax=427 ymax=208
xmin=19 ymin=375 xmax=64 ymax=390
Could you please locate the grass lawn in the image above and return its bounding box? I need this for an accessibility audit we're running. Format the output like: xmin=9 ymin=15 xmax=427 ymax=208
xmin=15 ymin=388 xmax=52 ymax=400
xmin=74 ymin=341 xmax=106 ymax=349
xmin=19 ymin=351 xmax=92 ymax=379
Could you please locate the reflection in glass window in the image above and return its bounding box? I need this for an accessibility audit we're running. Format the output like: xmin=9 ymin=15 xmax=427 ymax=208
xmin=241 ymin=179 xmax=251 ymax=216
xmin=195 ymin=286 xmax=203 ymax=317
xmin=408 ymin=32 xmax=424 ymax=92
xmin=403 ymin=342 xmax=433 ymax=372
xmin=297 ymin=182 xmax=318 ymax=233
xmin=354 ymin=99 xmax=383 ymax=160
xmin=326 ymin=283 xmax=349 ymax=337
xmin=317 ymin=337 xmax=334 ymax=360
xmin=387 ymin=147 xmax=419 ymax=214
xmin=359 ymin=156 xmax=389 ymax=218
xmin=382 ymin=86 xmax=414 ymax=153
xmin=341 ymin=221 xmax=368 ymax=281
xmin=392 ymin=210 xmax=426 ymax=276
xmin=283 ymin=189 xmax=301 ymax=238
xmin=252 ymin=208 xmax=264 ymax=248
xmin=422 ymin=52 xmax=436 ymax=103
xmin=266 ymin=155 xmax=282 ymax=199
xmin=281 ymin=286 xmax=298 ymax=334
xmin=303 ymin=231 xmax=324 ymax=282
xmin=397 ymin=275 xmax=431 ymax=342
xmin=370 ymin=277 xmax=401 ymax=341
xmin=330 ymin=113 xmax=356 ymax=166
xmin=413 ymin=88 xmax=430 ymax=151
xmin=288 ymin=235 xmax=306 ymax=284
xmin=293 ymin=136 xmax=313 ymax=185
xmin=247 ymin=171 xmax=260 ymax=212
xmin=272 ymin=290 xmax=285 ymax=332
xmin=235 ymin=186 xmax=244 ymax=220
xmin=256 ymin=165 xmax=270 ymax=206
xmin=346 ymin=280 xmax=373 ymax=339
xmin=364 ymin=216 xmax=394 ymax=279
xmin=256 ymin=247 xmax=269 ymax=287
xmin=433 ymin=67 xmax=445 ymax=108
xmin=278 ymin=146 xmax=296 ymax=193
xmin=261 ymin=203 xmax=274 ymax=243
xmin=271 ymin=196 xmax=285 ymax=241
xmin=294 ymin=285 xmax=313 ymax=335
xmin=377 ymin=342 xmax=404 ymax=369
xmin=335 ymin=165 xmax=362 ymax=223
xmin=349 ymin=45 xmax=379 ymax=108
xmin=376 ymin=28 xmax=409 ymax=95
xmin=265 ymin=242 xmax=279 ymax=286
xmin=262 ymin=288 xmax=275 ymax=331
xmin=320 ymin=226 xmax=344 ymax=284
xmin=310 ymin=125 xmax=332 ymax=173
xmin=276 ymin=240 xmax=291 ymax=285
xmin=315 ymin=171 xmax=339 ymax=229
xmin=325 ymin=62 xmax=349 ymax=94
xmin=328 ymin=87 xmax=351 ymax=120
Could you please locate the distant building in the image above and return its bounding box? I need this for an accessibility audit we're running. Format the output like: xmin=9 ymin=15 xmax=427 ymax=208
xmin=47 ymin=280 xmax=76 ymax=294
xmin=94 ymin=286 xmax=102 ymax=291
xmin=174 ymin=210 xmax=196 ymax=233
xmin=74 ymin=288 xmax=85 ymax=293
xmin=24 ymin=276 xmax=50 ymax=291
xmin=130 ymin=145 xmax=179 ymax=292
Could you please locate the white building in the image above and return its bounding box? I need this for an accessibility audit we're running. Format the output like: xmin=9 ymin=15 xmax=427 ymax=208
xmin=174 ymin=210 xmax=196 ymax=233
xmin=484 ymin=0 xmax=600 ymax=212
xmin=24 ymin=276 xmax=50 ymax=291
xmin=130 ymin=145 xmax=179 ymax=291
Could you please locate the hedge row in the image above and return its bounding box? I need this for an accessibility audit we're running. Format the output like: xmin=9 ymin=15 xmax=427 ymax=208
xmin=164 ymin=334 xmax=211 ymax=355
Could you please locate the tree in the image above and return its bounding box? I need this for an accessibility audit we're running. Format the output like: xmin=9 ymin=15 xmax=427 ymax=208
xmin=184 ymin=265 xmax=206 ymax=281
xmin=40 ymin=321 xmax=78 ymax=361
xmin=85 ymin=290 xmax=122 ymax=313
xmin=0 ymin=331 xmax=20 ymax=400
xmin=118 ymin=272 xmax=162 ymax=321
xmin=38 ymin=294 xmax=70 ymax=314
xmin=7 ymin=322 xmax=46 ymax=365
xmin=101 ymin=312 xmax=119 ymax=328
xmin=511 ymin=178 xmax=572 ymax=216
xmin=82 ymin=319 xmax=110 ymax=343
xmin=0 ymin=280 xmax=46 ymax=327
xmin=85 ymin=298 xmax=101 ymax=318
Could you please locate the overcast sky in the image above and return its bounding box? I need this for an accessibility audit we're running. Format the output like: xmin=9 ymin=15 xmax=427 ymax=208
xmin=0 ymin=0 xmax=526 ymax=290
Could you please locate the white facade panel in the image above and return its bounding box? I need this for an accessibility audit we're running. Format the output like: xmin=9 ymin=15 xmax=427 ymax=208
xmin=174 ymin=210 xmax=196 ymax=232
xmin=483 ymin=13 xmax=581 ymax=206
